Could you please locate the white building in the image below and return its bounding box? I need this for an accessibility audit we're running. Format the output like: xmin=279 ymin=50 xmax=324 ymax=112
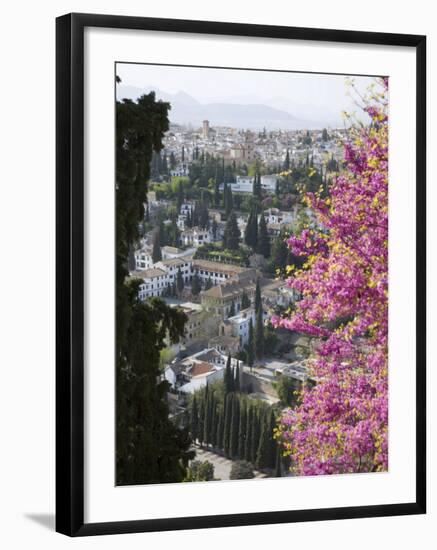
xmin=164 ymin=347 xmax=228 ymax=394
xmin=222 ymin=174 xmax=278 ymax=194
xmin=232 ymin=175 xmax=253 ymax=193
xmin=176 ymin=214 xmax=187 ymax=230
xmin=180 ymin=227 xmax=211 ymax=247
xmin=180 ymin=201 xmax=195 ymax=217
xmin=193 ymin=259 xmax=247 ymax=286
xmin=260 ymin=174 xmax=278 ymax=192
xmin=134 ymin=246 xmax=153 ymax=270
xmin=133 ymin=256 xmax=257 ymax=301
xmin=170 ymin=163 xmax=189 ymax=177
xmin=136 ymin=268 xmax=168 ymax=299
xmin=222 ymin=307 xmax=256 ymax=347
xmin=134 ymin=259 xmax=193 ymax=300
xmin=178 ymin=367 xmax=224 ymax=394
xmin=155 ymin=258 xmax=193 ymax=285
xmin=263 ymin=207 xmax=296 ymax=226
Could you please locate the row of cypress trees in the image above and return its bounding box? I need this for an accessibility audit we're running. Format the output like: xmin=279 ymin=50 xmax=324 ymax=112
xmin=189 ymin=383 xmax=279 ymax=472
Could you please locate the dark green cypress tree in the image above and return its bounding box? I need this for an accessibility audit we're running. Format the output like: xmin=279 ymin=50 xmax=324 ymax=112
xmin=247 ymin=205 xmax=258 ymax=249
xmin=191 ymin=272 xmax=201 ymax=296
xmin=255 ymin=305 xmax=265 ymax=359
xmin=214 ymin=178 xmax=220 ymax=207
xmin=253 ymin=172 xmax=262 ymax=200
xmin=190 ymin=395 xmax=199 ymax=443
xmin=247 ymin=319 xmax=254 ymax=371
xmin=223 ymin=393 xmax=233 ymax=457
xmin=238 ymin=399 xmax=247 ymax=459
xmin=225 ymin=185 xmax=234 ymax=217
xmin=274 ymin=445 xmax=282 ymax=477
xmin=216 ymin=406 xmax=224 ymax=450
xmin=198 ymin=394 xmax=205 ymax=447
xmin=267 ymin=410 xmax=277 ymax=469
xmin=283 ymin=149 xmax=290 ymax=170
xmin=224 ymin=355 xmax=233 ymax=395
xmin=128 ymin=246 xmax=136 ymax=272
xmin=257 ymin=212 xmax=271 ymax=258
xmin=244 ymin=209 xmax=253 ymax=247
xmin=230 ymin=396 xmax=240 ymax=459
xmin=203 ymin=385 xmax=211 ymax=446
xmin=223 ymin=211 xmax=240 ymax=251
xmin=192 ymin=203 xmax=199 ymax=227
xmin=223 ymin=181 xmax=228 ymax=211
xmin=176 ymin=267 xmax=184 ymax=294
xmin=251 ymin=408 xmax=261 ymax=464
xmin=176 ymin=182 xmax=184 ymax=212
xmin=250 ymin=204 xmax=258 ymax=250
xmin=211 ymin=218 xmax=218 ymax=240
xmin=169 ymin=151 xmax=177 ymax=170
xmin=245 ymin=404 xmax=253 ymax=462
xmin=210 ymin=396 xmax=217 ymax=448
xmin=152 ymin=230 xmax=162 ymax=263
xmin=254 ymin=279 xmax=262 ymax=313
xmin=275 ymin=178 xmax=280 ymax=197
xmin=271 ymin=230 xmax=290 ymax=272
xmin=202 ymin=199 xmax=210 ymax=226
xmin=255 ymin=410 xmax=269 ymax=470
xmin=186 ymin=210 xmax=192 ymax=228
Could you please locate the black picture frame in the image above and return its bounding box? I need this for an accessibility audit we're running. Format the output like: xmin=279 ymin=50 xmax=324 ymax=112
xmin=56 ymin=12 xmax=426 ymax=537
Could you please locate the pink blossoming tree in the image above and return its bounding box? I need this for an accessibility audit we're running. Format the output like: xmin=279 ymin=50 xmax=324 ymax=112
xmin=272 ymin=78 xmax=389 ymax=475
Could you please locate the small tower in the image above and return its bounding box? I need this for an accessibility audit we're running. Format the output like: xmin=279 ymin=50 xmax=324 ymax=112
xmin=202 ymin=120 xmax=210 ymax=139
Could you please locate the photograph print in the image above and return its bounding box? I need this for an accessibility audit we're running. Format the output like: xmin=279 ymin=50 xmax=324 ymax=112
xmin=115 ymin=62 xmax=388 ymax=486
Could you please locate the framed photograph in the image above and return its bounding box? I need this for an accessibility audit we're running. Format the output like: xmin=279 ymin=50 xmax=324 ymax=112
xmin=56 ymin=13 xmax=426 ymax=536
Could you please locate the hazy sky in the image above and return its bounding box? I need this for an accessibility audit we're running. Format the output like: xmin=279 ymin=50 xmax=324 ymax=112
xmin=116 ymin=63 xmax=379 ymax=127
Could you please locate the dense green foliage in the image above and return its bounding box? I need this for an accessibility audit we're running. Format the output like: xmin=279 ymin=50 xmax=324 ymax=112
xmin=230 ymin=460 xmax=255 ymax=480
xmin=116 ymin=90 xmax=193 ymax=485
xmin=194 ymin=243 xmax=249 ymax=266
xmin=184 ymin=460 xmax=215 ymax=482
xmin=273 ymin=375 xmax=299 ymax=407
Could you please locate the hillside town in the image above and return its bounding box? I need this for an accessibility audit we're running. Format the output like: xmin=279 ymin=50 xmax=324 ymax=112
xmin=125 ymin=119 xmax=344 ymax=477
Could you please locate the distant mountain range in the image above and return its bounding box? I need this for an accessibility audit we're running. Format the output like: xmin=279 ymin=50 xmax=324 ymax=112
xmin=116 ymin=85 xmax=329 ymax=130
